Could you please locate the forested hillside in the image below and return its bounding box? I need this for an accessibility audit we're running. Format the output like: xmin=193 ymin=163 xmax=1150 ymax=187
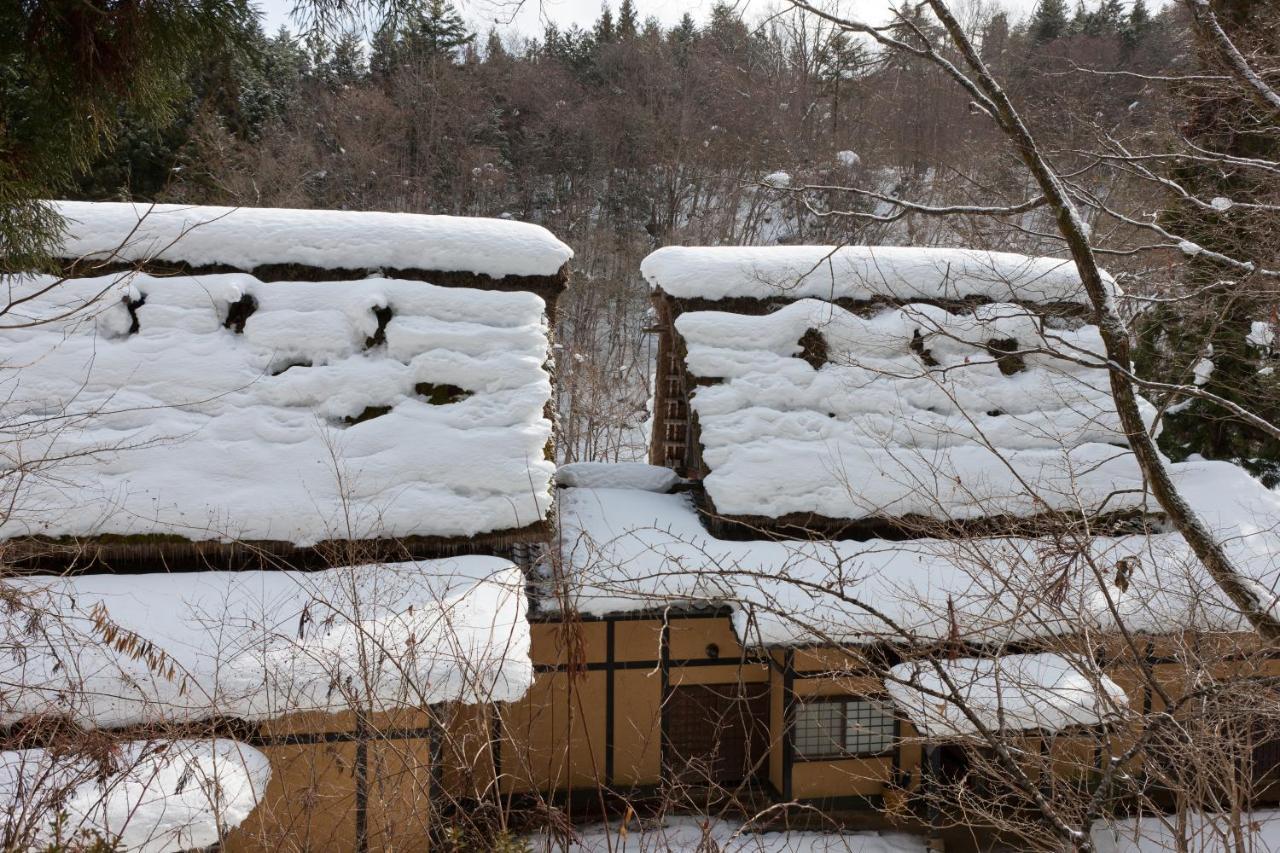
xmin=60 ymin=0 xmax=1280 ymax=476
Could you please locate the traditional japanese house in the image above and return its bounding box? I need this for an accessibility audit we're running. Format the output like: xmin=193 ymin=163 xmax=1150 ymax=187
xmin=514 ymin=245 xmax=1280 ymax=829
xmin=0 ymin=200 xmax=572 ymax=851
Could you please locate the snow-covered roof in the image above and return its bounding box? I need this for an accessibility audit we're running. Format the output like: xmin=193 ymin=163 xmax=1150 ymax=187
xmin=0 ymin=271 xmax=553 ymax=545
xmin=641 ymin=245 xmax=1110 ymax=305
xmin=555 ymin=461 xmax=680 ymax=492
xmin=551 ymin=460 xmax=1280 ymax=646
xmin=0 ymin=738 xmax=269 ymax=853
xmin=676 ymin=298 xmax=1152 ymax=523
xmin=52 ymin=201 xmax=573 ymax=279
xmin=885 ymin=653 xmax=1128 ymax=736
xmin=2 ymin=559 xmax=531 ymax=728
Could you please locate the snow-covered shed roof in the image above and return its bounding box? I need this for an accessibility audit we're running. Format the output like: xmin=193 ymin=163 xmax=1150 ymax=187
xmin=885 ymin=653 xmax=1128 ymax=737
xmin=550 ymin=460 xmax=1280 ymax=646
xmin=0 ymin=268 xmax=555 ymax=550
xmin=52 ymin=201 xmax=573 ymax=283
xmin=676 ymin=297 xmax=1151 ymax=526
xmin=555 ymin=461 xmax=681 ymax=492
xmin=641 ymin=245 xmax=1109 ymax=305
xmin=2 ymin=558 xmax=531 ymax=728
xmin=1 ymin=739 xmax=270 ymax=853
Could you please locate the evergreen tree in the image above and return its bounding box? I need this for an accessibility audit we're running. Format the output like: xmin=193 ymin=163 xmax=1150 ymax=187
xmin=1122 ymin=0 xmax=1152 ymax=47
xmin=0 ymin=0 xmax=253 ymax=269
xmin=1029 ymin=0 xmax=1070 ymax=42
xmin=594 ymin=4 xmax=616 ymax=45
xmin=669 ymin=12 xmax=697 ymax=66
xmin=402 ymin=0 xmax=473 ymax=62
xmin=328 ymin=31 xmax=368 ymax=85
xmin=1069 ymin=1 xmax=1089 ymax=36
xmin=617 ymin=0 xmax=639 ymax=40
xmin=1135 ymin=0 xmax=1280 ymax=483
xmin=371 ymin=0 xmax=473 ymax=71
xmin=484 ymin=28 xmax=508 ymax=62
xmin=1082 ymin=0 xmax=1125 ymax=37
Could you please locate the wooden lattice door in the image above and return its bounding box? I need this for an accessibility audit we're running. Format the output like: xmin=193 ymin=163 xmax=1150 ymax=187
xmin=665 ymin=682 xmax=770 ymax=784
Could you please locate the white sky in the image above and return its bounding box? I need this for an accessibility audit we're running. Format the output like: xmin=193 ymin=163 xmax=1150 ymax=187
xmin=254 ymin=0 xmax=1099 ymax=39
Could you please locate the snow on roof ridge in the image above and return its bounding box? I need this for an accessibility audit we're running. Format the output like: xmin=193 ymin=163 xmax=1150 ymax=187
xmin=0 ymin=738 xmax=270 ymax=853
xmin=641 ymin=244 xmax=1113 ymax=306
xmin=50 ymin=200 xmax=574 ymax=279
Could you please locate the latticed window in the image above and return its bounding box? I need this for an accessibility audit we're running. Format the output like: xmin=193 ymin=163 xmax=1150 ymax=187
xmin=794 ymin=697 xmax=897 ymax=759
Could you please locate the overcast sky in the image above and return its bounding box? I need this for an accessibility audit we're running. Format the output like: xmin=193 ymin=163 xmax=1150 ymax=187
xmin=254 ymin=0 xmax=1108 ymax=39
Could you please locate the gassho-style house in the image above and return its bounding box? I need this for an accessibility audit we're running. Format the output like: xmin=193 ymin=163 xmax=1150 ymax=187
xmin=2 ymin=203 xmax=1279 ymax=851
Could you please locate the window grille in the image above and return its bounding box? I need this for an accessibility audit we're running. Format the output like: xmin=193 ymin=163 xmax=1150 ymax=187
xmin=794 ymin=697 xmax=896 ymax=759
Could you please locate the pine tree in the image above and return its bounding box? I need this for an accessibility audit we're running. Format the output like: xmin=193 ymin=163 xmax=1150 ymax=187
xmin=617 ymin=0 xmax=639 ymax=40
xmin=324 ymin=32 xmax=367 ymax=86
xmin=1069 ymin=1 xmax=1089 ymax=36
xmin=1122 ymin=0 xmax=1152 ymax=47
xmin=1029 ymin=0 xmax=1070 ymax=42
xmin=403 ymin=0 xmax=473 ymax=62
xmin=1029 ymin=0 xmax=1070 ymax=41
xmin=669 ymin=12 xmax=697 ymax=66
xmin=484 ymin=28 xmax=508 ymax=62
xmin=1135 ymin=0 xmax=1280 ymax=483
xmin=594 ymin=4 xmax=616 ymax=45
xmin=0 ymin=0 xmax=253 ymax=269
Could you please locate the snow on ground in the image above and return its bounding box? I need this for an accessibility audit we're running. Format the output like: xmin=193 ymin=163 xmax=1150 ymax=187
xmin=641 ymin=245 xmax=1109 ymax=305
xmin=556 ymin=462 xmax=680 ymax=492
xmin=0 ymin=271 xmax=553 ymax=544
xmin=887 ymin=653 xmax=1128 ymax=736
xmin=0 ymin=738 xmax=269 ymax=853
xmin=676 ymin=299 xmax=1152 ymax=521
xmin=1 ymin=559 xmax=531 ymax=727
xmin=551 ymin=460 xmax=1280 ymax=646
xmin=51 ymin=201 xmax=573 ymax=278
xmin=530 ymin=816 xmax=927 ymax=852
xmin=1091 ymin=810 xmax=1280 ymax=852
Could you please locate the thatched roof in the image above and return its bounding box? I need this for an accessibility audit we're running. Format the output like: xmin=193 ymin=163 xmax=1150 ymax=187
xmin=643 ymin=245 xmax=1149 ymax=530
xmin=1 ymin=203 xmax=569 ymax=562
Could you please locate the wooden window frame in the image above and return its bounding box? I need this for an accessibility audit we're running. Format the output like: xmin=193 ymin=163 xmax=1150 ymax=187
xmin=792 ymin=695 xmax=899 ymax=762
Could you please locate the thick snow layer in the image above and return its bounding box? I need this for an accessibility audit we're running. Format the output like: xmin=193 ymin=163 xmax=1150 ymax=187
xmin=52 ymin=201 xmax=573 ymax=278
xmin=0 ymin=739 xmax=269 ymax=853
xmin=0 ymin=271 xmax=553 ymax=544
xmin=641 ymin=245 xmax=1111 ymax=305
xmin=532 ymin=816 xmax=926 ymax=852
xmin=1091 ymin=810 xmax=1280 ymax=852
xmin=1 ymin=559 xmax=531 ymax=727
xmin=555 ymin=462 xmax=679 ymax=492
xmin=886 ymin=653 xmax=1127 ymax=736
xmin=677 ymin=299 xmax=1153 ymax=522
xmin=551 ymin=460 xmax=1280 ymax=646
